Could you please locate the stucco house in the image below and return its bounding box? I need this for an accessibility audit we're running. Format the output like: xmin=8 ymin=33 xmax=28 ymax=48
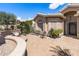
xmin=33 ymin=3 xmax=79 ymax=38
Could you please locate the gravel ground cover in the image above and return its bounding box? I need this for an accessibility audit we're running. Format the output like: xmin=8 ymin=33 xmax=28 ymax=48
xmin=26 ymin=34 xmax=79 ymax=56
xmin=0 ymin=39 xmax=16 ymax=56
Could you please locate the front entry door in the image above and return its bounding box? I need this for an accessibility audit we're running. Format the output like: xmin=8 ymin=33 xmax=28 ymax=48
xmin=69 ymin=22 xmax=77 ymax=35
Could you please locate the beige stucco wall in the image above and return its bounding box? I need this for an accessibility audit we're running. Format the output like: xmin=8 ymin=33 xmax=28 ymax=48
xmin=34 ymin=16 xmax=45 ymax=31
xmin=34 ymin=16 xmax=64 ymax=34
xmin=47 ymin=18 xmax=64 ymax=32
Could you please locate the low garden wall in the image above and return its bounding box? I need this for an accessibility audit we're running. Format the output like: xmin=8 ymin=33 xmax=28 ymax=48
xmin=5 ymin=35 xmax=26 ymax=56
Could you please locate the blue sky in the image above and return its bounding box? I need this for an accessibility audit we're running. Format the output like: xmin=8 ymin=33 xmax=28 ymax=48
xmin=0 ymin=3 xmax=68 ymax=21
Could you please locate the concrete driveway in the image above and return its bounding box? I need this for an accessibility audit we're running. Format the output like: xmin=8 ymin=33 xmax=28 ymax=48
xmin=26 ymin=34 xmax=79 ymax=56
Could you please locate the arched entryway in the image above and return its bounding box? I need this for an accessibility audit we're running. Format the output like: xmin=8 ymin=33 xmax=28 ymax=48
xmin=64 ymin=11 xmax=77 ymax=35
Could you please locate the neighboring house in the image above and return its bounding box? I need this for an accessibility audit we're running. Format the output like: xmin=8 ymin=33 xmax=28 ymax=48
xmin=33 ymin=3 xmax=79 ymax=38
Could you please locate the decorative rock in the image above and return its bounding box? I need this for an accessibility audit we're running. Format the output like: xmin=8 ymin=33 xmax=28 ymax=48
xmin=0 ymin=35 xmax=5 ymax=45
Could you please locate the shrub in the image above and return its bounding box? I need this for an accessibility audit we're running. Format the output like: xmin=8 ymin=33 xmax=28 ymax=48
xmin=48 ymin=29 xmax=63 ymax=38
xmin=22 ymin=24 xmax=31 ymax=34
xmin=48 ymin=28 xmax=54 ymax=37
xmin=17 ymin=22 xmax=31 ymax=35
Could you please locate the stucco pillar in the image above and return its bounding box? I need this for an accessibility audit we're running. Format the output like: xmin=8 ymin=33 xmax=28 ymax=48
xmin=43 ymin=22 xmax=48 ymax=34
xmin=75 ymin=11 xmax=79 ymax=38
xmin=34 ymin=22 xmax=39 ymax=30
xmin=77 ymin=17 xmax=79 ymax=38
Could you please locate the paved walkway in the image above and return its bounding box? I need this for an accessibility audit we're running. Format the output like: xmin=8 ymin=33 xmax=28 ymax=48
xmin=26 ymin=34 xmax=79 ymax=56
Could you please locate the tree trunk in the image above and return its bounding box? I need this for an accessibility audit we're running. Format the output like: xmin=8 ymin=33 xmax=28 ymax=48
xmin=6 ymin=25 xmax=8 ymax=30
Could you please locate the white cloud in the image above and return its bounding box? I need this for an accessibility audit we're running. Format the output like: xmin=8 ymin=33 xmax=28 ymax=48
xmin=17 ymin=17 xmax=26 ymax=21
xmin=17 ymin=17 xmax=21 ymax=20
xmin=49 ymin=3 xmax=65 ymax=9
xmin=26 ymin=17 xmax=33 ymax=21
xmin=17 ymin=17 xmax=33 ymax=21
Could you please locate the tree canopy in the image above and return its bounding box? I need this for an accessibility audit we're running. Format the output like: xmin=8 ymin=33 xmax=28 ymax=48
xmin=0 ymin=11 xmax=16 ymax=25
xmin=17 ymin=20 xmax=33 ymax=35
xmin=25 ymin=20 xmax=33 ymax=26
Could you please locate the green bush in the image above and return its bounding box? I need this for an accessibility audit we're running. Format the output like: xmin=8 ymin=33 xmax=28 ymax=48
xmin=22 ymin=24 xmax=31 ymax=34
xmin=17 ymin=22 xmax=31 ymax=35
xmin=48 ymin=28 xmax=54 ymax=37
xmin=48 ymin=29 xmax=63 ymax=38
